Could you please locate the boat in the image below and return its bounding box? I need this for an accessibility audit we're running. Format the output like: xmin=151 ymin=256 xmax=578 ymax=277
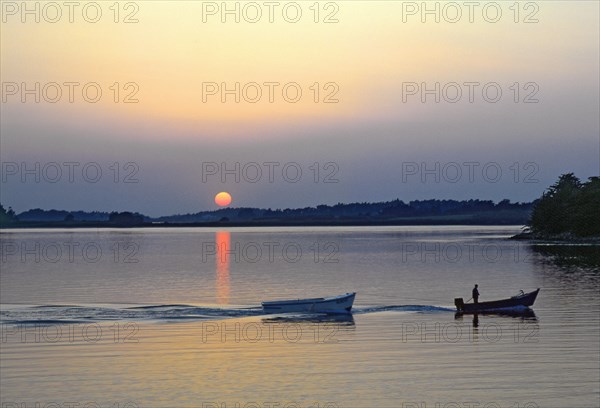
xmin=262 ymin=292 xmax=356 ymax=314
xmin=454 ymin=288 xmax=540 ymax=313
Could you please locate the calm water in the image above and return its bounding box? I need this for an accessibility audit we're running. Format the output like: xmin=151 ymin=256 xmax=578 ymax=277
xmin=1 ymin=226 xmax=599 ymax=408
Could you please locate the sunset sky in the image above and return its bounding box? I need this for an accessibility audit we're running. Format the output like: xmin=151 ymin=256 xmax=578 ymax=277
xmin=1 ymin=1 xmax=599 ymax=216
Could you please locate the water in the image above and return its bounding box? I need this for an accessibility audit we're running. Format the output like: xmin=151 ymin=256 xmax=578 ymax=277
xmin=1 ymin=226 xmax=599 ymax=408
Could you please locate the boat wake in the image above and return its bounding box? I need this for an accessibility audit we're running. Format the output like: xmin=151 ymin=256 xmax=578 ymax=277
xmin=0 ymin=303 xmax=454 ymax=325
xmin=0 ymin=304 xmax=264 ymax=325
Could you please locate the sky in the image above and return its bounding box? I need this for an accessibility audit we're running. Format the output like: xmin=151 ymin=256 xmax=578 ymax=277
xmin=1 ymin=1 xmax=599 ymax=217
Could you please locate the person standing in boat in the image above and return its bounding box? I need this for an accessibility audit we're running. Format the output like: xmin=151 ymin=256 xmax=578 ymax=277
xmin=472 ymin=284 xmax=480 ymax=304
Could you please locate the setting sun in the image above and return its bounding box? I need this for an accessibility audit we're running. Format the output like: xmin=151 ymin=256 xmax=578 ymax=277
xmin=214 ymin=192 xmax=232 ymax=207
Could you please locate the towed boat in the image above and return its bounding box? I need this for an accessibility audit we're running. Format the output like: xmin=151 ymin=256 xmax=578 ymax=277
xmin=262 ymin=292 xmax=356 ymax=314
xmin=455 ymin=288 xmax=540 ymax=313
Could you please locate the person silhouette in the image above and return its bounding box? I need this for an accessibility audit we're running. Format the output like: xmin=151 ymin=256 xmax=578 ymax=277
xmin=472 ymin=284 xmax=480 ymax=304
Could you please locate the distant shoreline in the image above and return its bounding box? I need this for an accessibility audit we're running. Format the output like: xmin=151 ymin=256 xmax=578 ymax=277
xmin=1 ymin=218 xmax=527 ymax=229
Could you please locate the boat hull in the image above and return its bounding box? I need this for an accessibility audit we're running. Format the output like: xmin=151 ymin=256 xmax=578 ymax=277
xmin=455 ymin=289 xmax=540 ymax=313
xmin=262 ymin=292 xmax=356 ymax=314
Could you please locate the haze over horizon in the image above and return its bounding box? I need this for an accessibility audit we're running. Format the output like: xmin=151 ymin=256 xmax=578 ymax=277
xmin=1 ymin=1 xmax=599 ymax=217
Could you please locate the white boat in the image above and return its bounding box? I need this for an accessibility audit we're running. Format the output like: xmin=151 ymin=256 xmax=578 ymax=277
xmin=262 ymin=292 xmax=356 ymax=314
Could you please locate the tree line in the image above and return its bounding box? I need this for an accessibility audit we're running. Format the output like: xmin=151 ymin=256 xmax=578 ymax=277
xmin=529 ymin=174 xmax=600 ymax=237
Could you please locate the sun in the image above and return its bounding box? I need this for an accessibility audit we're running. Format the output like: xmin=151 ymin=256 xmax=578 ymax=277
xmin=214 ymin=192 xmax=232 ymax=207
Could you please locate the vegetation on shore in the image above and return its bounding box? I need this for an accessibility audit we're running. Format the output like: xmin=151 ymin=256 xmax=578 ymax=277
xmin=516 ymin=173 xmax=600 ymax=240
xmin=0 ymin=204 xmax=17 ymax=225
xmin=0 ymin=199 xmax=532 ymax=228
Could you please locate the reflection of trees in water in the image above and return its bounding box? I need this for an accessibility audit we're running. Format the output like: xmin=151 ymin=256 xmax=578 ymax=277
xmin=532 ymin=245 xmax=600 ymax=269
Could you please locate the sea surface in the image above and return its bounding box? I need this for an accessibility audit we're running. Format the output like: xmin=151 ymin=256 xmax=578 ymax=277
xmin=1 ymin=226 xmax=599 ymax=408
